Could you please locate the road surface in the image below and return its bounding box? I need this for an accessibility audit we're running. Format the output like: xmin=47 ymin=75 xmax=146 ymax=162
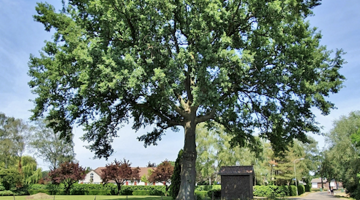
xmin=289 ymin=192 xmax=338 ymax=200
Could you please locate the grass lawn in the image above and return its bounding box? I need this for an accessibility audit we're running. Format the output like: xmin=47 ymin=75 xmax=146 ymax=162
xmin=0 ymin=196 xmax=173 ymax=200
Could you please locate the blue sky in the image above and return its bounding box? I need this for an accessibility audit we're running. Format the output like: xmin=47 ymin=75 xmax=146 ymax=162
xmin=0 ymin=0 xmax=359 ymax=170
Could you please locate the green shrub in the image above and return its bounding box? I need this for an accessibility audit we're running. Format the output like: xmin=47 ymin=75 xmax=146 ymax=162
xmin=212 ymin=185 xmax=221 ymax=190
xmin=170 ymin=149 xmax=182 ymax=199
xmin=133 ymin=190 xmax=151 ymax=195
xmin=304 ymin=184 xmax=311 ymax=192
xmin=253 ymin=186 xmax=273 ymax=197
xmin=288 ymin=185 xmax=297 ymax=196
xmin=195 ymin=185 xmax=221 ymax=192
xmin=195 ymin=191 xmax=208 ymax=200
xmin=207 ymin=189 xmax=221 ymax=199
xmin=253 ymin=185 xmax=288 ymax=197
xmin=149 ymin=189 xmax=164 ymax=196
xmin=298 ymin=184 xmax=305 ymax=195
xmin=120 ymin=186 xmax=165 ymax=196
xmin=0 ymin=190 xmax=14 ymax=196
xmin=29 ymin=184 xmax=47 ymax=190
xmin=0 ymin=185 xmax=5 ymax=191
xmin=120 ymin=188 xmax=133 ymax=195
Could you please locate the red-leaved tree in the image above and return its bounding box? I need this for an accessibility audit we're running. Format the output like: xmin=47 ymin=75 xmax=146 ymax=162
xmin=148 ymin=160 xmax=174 ymax=194
xmin=101 ymin=159 xmax=140 ymax=194
xmin=48 ymin=161 xmax=86 ymax=194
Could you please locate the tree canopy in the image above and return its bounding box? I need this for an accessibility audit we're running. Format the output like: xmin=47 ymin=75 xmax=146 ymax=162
xmin=29 ymin=120 xmax=76 ymax=169
xmin=321 ymin=111 xmax=360 ymax=198
xmin=101 ymin=159 xmax=140 ymax=194
xmin=148 ymin=160 xmax=174 ymax=192
xmin=29 ymin=0 xmax=345 ymax=199
xmin=48 ymin=161 xmax=86 ymax=194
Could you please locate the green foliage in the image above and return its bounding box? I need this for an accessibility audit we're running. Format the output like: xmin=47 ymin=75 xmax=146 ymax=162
xmin=0 ymin=185 xmax=5 ymax=191
xmin=288 ymin=185 xmax=297 ymax=196
xmin=29 ymin=0 xmax=345 ymax=197
xmin=28 ymin=183 xmax=117 ymax=195
xmin=169 ymin=149 xmax=182 ymax=199
xmin=133 ymin=190 xmax=151 ymax=195
xmin=22 ymin=156 xmax=43 ymax=185
xmin=120 ymin=186 xmax=166 ymax=196
xmin=195 ymin=185 xmax=221 ymax=192
xmin=29 ymin=120 xmax=75 ymax=169
xmin=0 ymin=168 xmax=23 ymax=190
xmin=0 ymin=190 xmax=14 ymax=196
xmin=207 ymin=189 xmax=221 ymax=199
xmin=29 ymin=0 xmax=345 ymax=161
xmin=253 ymin=185 xmax=288 ymax=197
xmin=119 ymin=188 xmax=133 ymax=195
xmin=194 ymin=191 xmax=208 ymax=200
xmin=297 ymin=184 xmax=305 ymax=195
xmin=0 ymin=113 xmax=31 ymax=170
xmin=323 ymin=111 xmax=360 ymax=198
xmin=304 ymin=184 xmax=311 ymax=192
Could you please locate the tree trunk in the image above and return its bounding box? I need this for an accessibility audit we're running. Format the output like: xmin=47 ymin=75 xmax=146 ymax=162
xmin=18 ymin=156 xmax=22 ymax=173
xmin=176 ymin=116 xmax=197 ymax=200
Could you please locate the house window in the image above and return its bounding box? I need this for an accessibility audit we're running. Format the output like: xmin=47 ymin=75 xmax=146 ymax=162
xmin=90 ymin=173 xmax=94 ymax=183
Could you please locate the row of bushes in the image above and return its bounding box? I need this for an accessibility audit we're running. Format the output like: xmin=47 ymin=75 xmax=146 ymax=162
xmin=253 ymin=185 xmax=306 ymax=197
xmin=0 ymin=190 xmax=14 ymax=196
xmin=27 ymin=184 xmax=167 ymax=196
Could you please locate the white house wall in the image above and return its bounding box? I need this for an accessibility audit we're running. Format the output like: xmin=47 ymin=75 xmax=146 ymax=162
xmin=80 ymin=170 xmax=103 ymax=184
xmin=80 ymin=171 xmax=166 ymax=186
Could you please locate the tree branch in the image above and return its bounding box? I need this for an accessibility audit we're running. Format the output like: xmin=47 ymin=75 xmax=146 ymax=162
xmin=195 ymin=109 xmax=216 ymax=124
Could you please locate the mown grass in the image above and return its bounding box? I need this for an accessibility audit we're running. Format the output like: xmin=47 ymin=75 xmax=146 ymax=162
xmin=0 ymin=196 xmax=173 ymax=200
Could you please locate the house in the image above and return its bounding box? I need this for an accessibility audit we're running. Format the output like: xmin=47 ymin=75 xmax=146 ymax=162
xmin=311 ymin=178 xmax=343 ymax=189
xmin=80 ymin=167 xmax=165 ymax=186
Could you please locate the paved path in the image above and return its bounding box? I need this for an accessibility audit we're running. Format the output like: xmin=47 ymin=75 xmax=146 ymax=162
xmin=289 ymin=192 xmax=338 ymax=200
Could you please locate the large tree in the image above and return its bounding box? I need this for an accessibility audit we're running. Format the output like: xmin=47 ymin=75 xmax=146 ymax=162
xmin=323 ymin=111 xmax=360 ymax=197
xmin=100 ymin=159 xmax=140 ymax=194
xmin=0 ymin=113 xmax=31 ymax=171
xmin=29 ymin=0 xmax=345 ymax=199
xmin=29 ymin=120 xmax=76 ymax=169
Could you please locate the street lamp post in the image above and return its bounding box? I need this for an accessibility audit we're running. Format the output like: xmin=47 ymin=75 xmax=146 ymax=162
xmin=294 ymin=158 xmax=304 ymax=196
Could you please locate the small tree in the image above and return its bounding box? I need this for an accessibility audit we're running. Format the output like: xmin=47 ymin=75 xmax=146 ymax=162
xmin=48 ymin=161 xmax=86 ymax=194
xmin=149 ymin=160 xmax=174 ymax=195
xmin=101 ymin=159 xmax=140 ymax=194
xmin=170 ymin=150 xmax=183 ymax=199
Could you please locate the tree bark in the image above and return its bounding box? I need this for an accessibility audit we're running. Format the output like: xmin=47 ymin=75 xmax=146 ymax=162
xmin=176 ymin=115 xmax=197 ymax=200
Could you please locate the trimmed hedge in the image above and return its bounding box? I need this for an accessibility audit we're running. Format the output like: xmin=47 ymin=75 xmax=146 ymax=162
xmin=195 ymin=191 xmax=208 ymax=200
xmin=120 ymin=186 xmax=166 ymax=196
xmin=119 ymin=188 xmax=133 ymax=195
xmin=288 ymin=185 xmax=297 ymax=196
xmin=304 ymin=184 xmax=311 ymax=192
xmin=133 ymin=190 xmax=151 ymax=195
xmin=253 ymin=185 xmax=288 ymax=197
xmin=28 ymin=183 xmax=117 ymax=195
xmin=0 ymin=190 xmax=14 ymax=196
xmin=297 ymin=184 xmax=305 ymax=195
